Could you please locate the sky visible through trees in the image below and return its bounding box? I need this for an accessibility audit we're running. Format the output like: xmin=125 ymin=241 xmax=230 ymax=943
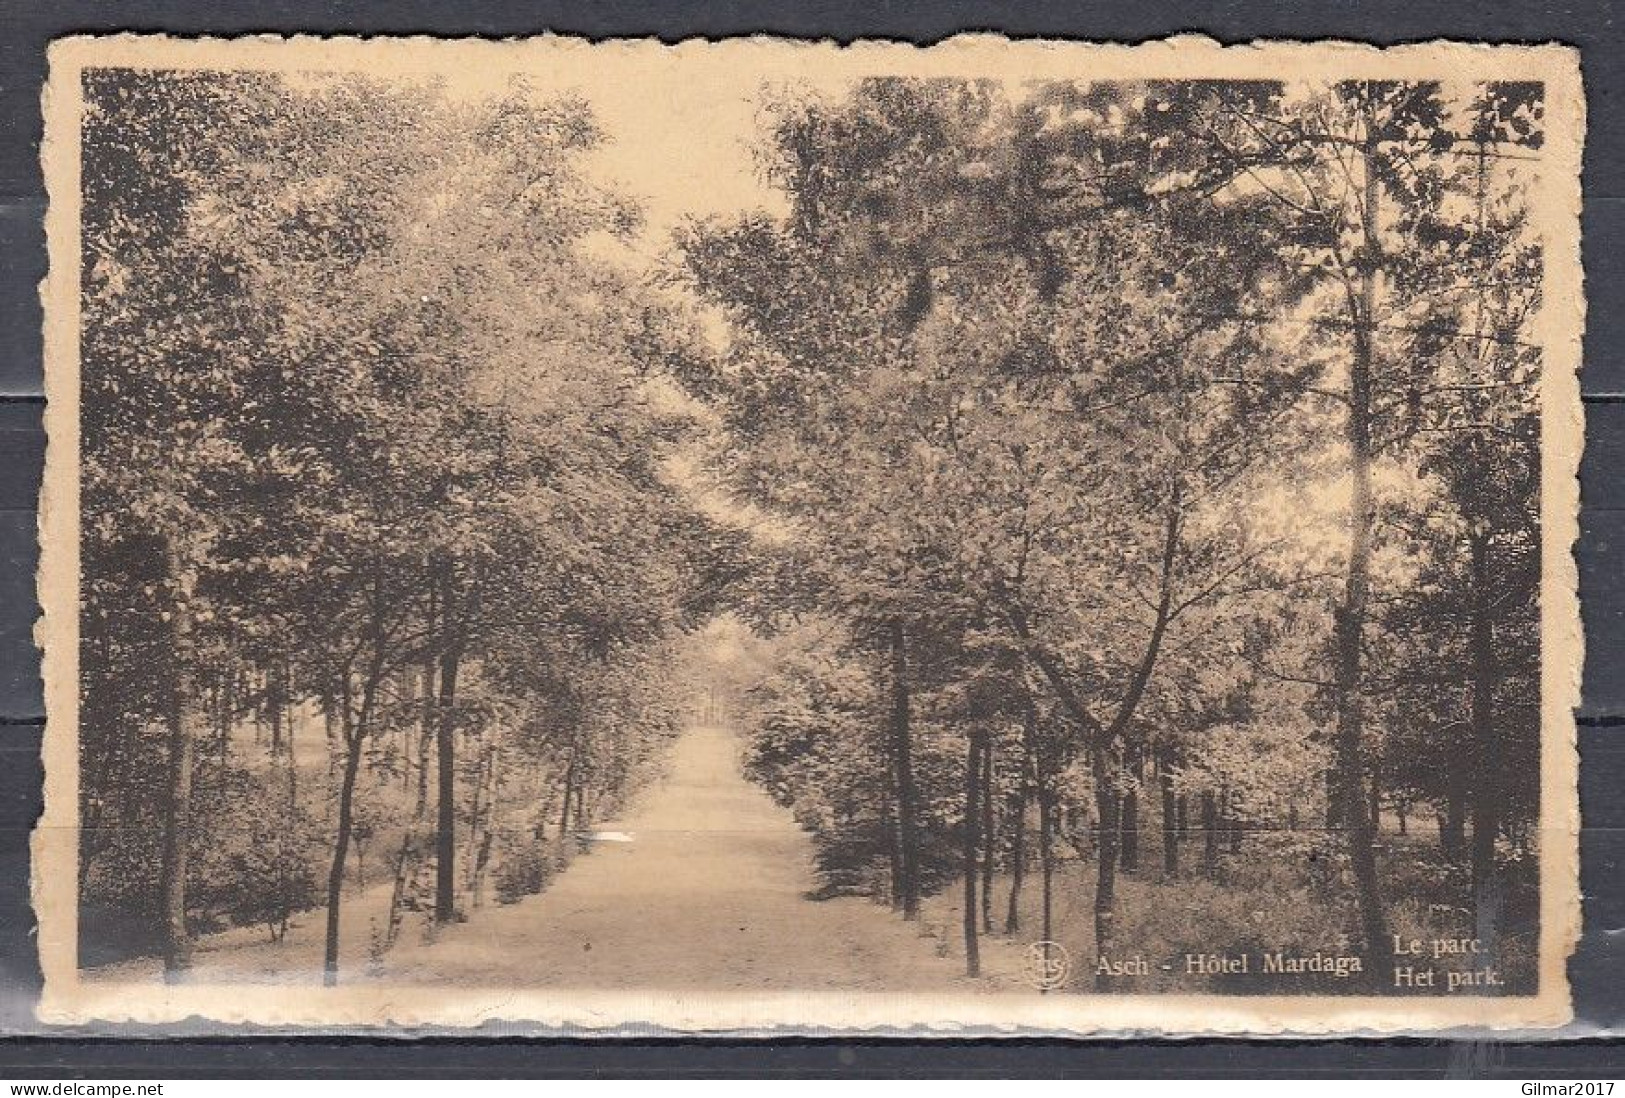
xmin=74 ymin=64 xmax=1547 ymax=998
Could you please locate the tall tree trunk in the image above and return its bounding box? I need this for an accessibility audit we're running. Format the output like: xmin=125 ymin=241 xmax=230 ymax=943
xmin=1092 ymin=744 xmax=1121 ymax=988
xmin=558 ymin=749 xmax=576 ymax=839
xmin=882 ymin=785 xmax=904 ymax=911
xmin=1461 ymin=126 xmax=1505 ymax=937
xmin=1202 ymin=790 xmax=1219 ymax=877
xmin=281 ymin=665 xmax=299 ymax=940
xmin=158 ymin=555 xmax=199 ymax=982
xmin=323 ymin=716 xmax=363 ymax=985
xmin=1121 ymin=783 xmax=1140 ymax=873
xmin=1442 ymin=762 xmax=1468 ymax=861
xmin=468 ymin=738 xmax=497 ymax=909
xmin=1007 ymin=705 xmax=1037 ymax=934
xmin=1468 ymin=531 xmax=1501 ymax=931
xmin=380 ymin=648 xmax=431 ymax=946
xmin=323 ymin=689 xmax=339 ymax=796
xmin=434 ymin=634 xmax=462 ymax=924
xmin=472 ymin=828 xmax=495 ymax=909
xmin=464 ymin=733 xmax=500 ymax=906
xmin=1005 ymin=781 xmax=1027 ymax=933
xmin=962 ymin=732 xmax=983 ymax=977
xmin=463 ymin=735 xmax=486 ymax=891
xmin=1330 ymin=99 xmax=1391 ymax=972
xmin=1161 ymin=763 xmax=1179 ymax=877
xmin=1039 ymin=774 xmax=1055 ymax=952
xmin=384 ymin=837 xmax=418 ymax=951
xmin=324 ymin=661 xmax=381 ymax=987
xmin=889 ymin=617 xmax=921 ymax=920
xmin=980 ymin=734 xmax=996 ymax=933
xmin=385 ymin=660 xmax=440 ymax=949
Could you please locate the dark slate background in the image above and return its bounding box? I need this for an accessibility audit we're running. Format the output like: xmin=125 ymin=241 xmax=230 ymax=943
xmin=0 ymin=0 xmax=1620 ymax=1076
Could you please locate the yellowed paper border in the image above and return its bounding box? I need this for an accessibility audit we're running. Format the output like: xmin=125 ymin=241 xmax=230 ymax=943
xmin=35 ymin=32 xmax=1585 ymax=1035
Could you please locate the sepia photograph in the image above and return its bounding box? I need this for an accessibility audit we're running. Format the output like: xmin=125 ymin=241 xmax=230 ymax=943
xmin=34 ymin=35 xmax=1583 ymax=1034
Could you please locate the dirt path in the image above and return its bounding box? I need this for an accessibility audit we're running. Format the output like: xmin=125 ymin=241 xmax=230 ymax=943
xmin=379 ymin=724 xmax=994 ymax=992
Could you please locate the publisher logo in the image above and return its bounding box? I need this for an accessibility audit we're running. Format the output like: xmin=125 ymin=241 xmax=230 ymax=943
xmin=1024 ymin=940 xmax=1072 ymax=991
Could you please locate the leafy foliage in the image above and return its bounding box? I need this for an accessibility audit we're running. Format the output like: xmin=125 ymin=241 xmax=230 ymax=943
xmin=683 ymin=77 xmax=1545 ymax=990
xmin=79 ymin=71 xmax=715 ymax=977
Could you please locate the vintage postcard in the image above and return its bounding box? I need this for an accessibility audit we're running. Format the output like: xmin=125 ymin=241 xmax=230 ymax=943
xmin=35 ymin=34 xmax=1583 ymax=1034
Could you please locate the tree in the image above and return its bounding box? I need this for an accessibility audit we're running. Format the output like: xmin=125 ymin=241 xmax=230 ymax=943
xmin=80 ymin=70 xmax=725 ymax=981
xmin=81 ymin=68 xmax=313 ymax=979
xmin=684 ymin=78 xmax=1309 ymax=975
